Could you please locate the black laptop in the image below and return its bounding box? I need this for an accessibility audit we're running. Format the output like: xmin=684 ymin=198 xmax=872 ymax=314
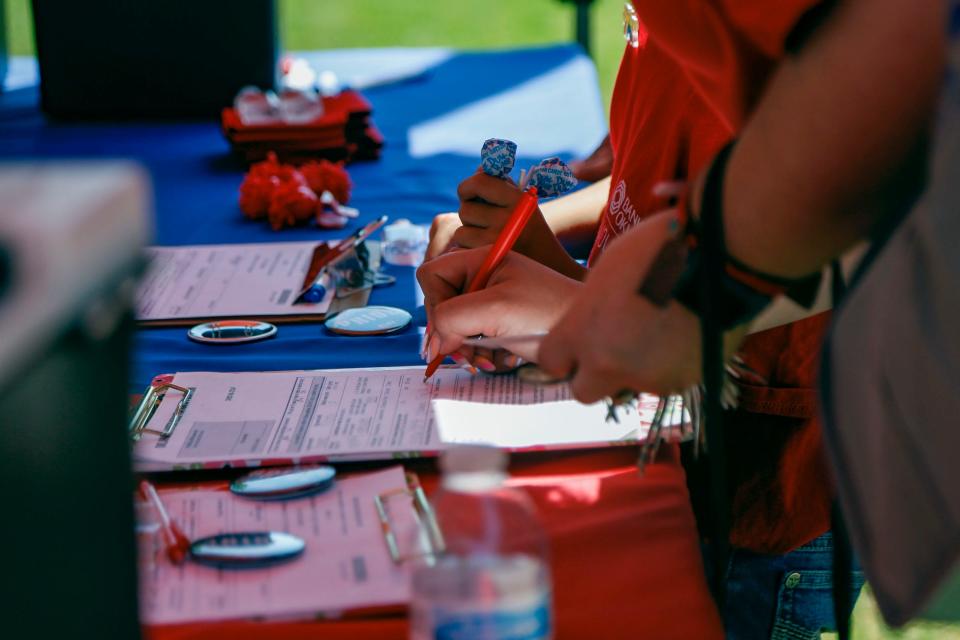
xmin=31 ymin=0 xmax=278 ymax=118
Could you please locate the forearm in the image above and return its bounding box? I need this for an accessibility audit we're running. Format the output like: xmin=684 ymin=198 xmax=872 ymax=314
xmin=720 ymin=0 xmax=944 ymax=278
xmin=540 ymin=176 xmax=609 ymax=255
xmin=518 ymin=210 xmax=589 ymax=280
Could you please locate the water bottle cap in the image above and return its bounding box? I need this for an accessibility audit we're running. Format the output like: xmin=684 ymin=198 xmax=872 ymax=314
xmin=440 ymin=445 xmax=507 ymax=475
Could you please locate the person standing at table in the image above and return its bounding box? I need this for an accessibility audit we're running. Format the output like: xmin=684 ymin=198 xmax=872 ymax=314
xmin=417 ymin=1 xmax=901 ymax=637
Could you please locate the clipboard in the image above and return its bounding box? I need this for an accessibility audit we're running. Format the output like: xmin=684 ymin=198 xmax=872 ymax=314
xmin=126 ymin=367 xmax=664 ymax=473
xmin=138 ymin=465 xmax=419 ymax=625
xmin=137 ymin=285 xmax=374 ymax=327
xmin=136 ymin=219 xmax=387 ymax=327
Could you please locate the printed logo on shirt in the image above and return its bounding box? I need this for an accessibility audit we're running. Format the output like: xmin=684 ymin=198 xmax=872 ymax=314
xmin=608 ymin=179 xmax=641 ymax=234
xmin=589 ymin=179 xmax=639 ymax=262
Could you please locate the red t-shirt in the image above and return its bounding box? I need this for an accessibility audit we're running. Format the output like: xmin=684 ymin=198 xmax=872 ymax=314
xmin=592 ymin=0 xmax=831 ymax=554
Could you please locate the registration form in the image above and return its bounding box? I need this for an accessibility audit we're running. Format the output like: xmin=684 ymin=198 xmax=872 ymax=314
xmin=133 ymin=367 xmax=669 ymax=471
xmin=139 ymin=466 xmax=414 ymax=624
xmin=136 ymin=241 xmax=333 ymax=322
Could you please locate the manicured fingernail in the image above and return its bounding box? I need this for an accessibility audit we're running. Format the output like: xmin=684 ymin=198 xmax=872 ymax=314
xmin=503 ymin=354 xmax=521 ymax=368
xmin=451 ymin=354 xmax=478 ymax=375
xmin=419 ymin=332 xmax=430 ymax=359
xmin=474 ymin=355 xmax=497 ymax=373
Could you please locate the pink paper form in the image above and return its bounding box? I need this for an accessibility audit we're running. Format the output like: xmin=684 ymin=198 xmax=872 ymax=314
xmin=136 ymin=241 xmax=333 ymax=321
xmin=139 ymin=466 xmax=414 ymax=624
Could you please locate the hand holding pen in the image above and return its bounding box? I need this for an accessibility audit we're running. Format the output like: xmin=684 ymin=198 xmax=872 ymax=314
xmin=418 ymin=140 xmax=578 ymax=380
xmin=417 ymin=246 xmax=581 ymax=375
xmin=421 ymin=185 xmax=540 ymax=380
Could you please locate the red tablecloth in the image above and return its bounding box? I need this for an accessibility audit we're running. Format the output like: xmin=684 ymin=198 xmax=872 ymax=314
xmin=145 ymin=448 xmax=723 ymax=640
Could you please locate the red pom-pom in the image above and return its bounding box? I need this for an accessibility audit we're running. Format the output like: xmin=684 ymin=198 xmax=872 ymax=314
xmin=240 ymin=151 xmax=309 ymax=221
xmin=238 ymin=174 xmax=278 ymax=219
xmin=268 ymin=182 xmax=319 ymax=230
xmin=249 ymin=151 xmax=307 ymax=183
xmin=248 ymin=151 xmax=283 ymax=179
xmin=300 ymin=160 xmax=352 ymax=204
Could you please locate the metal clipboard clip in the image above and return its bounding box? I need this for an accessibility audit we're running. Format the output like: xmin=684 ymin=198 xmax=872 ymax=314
xmin=375 ymin=473 xmax=445 ymax=565
xmin=294 ymin=216 xmax=391 ymax=304
xmin=128 ymin=382 xmax=193 ymax=441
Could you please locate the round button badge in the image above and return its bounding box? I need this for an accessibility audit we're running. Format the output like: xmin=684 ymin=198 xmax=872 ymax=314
xmin=231 ymin=465 xmax=336 ymax=500
xmin=325 ymin=305 xmax=412 ymax=336
xmin=187 ymin=320 xmax=278 ymax=344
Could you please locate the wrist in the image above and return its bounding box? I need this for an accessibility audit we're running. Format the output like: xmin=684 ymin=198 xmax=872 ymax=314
xmin=531 ymin=241 xmax=588 ymax=281
xmin=671 ymin=143 xmax=821 ymax=328
xmin=673 ymin=143 xmax=776 ymax=329
xmin=520 ymin=211 xmax=588 ymax=281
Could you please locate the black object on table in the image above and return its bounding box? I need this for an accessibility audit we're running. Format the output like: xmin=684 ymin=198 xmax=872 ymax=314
xmin=30 ymin=0 xmax=278 ymax=118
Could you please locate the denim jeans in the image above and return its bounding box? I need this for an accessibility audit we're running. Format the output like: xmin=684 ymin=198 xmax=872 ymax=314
xmin=703 ymin=532 xmax=866 ymax=639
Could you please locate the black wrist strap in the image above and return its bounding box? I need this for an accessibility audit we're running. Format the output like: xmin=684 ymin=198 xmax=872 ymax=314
xmin=699 ymin=140 xmax=736 ymax=607
xmin=725 ymin=251 xmax=824 ymax=308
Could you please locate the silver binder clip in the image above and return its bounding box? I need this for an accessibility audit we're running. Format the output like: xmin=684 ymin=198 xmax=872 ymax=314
xmin=128 ymin=382 xmax=193 ymax=441
xmin=375 ymin=473 xmax=445 ymax=565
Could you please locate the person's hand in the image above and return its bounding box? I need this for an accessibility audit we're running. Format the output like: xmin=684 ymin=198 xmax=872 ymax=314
xmin=424 ymin=172 xmax=542 ymax=261
xmin=417 ymin=247 xmax=580 ymax=366
xmin=452 ymin=172 xmax=548 ymax=252
xmin=568 ymin=134 xmax=613 ymax=183
xmin=538 ymin=209 xmax=703 ymax=402
xmin=424 ymin=171 xmax=575 ymax=268
xmin=425 ymin=212 xmax=461 ymax=261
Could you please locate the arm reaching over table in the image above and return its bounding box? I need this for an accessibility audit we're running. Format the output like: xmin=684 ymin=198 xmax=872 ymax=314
xmin=538 ymin=209 xmax=705 ymax=401
xmin=539 ymin=0 xmax=944 ymax=402
xmin=717 ymin=0 xmax=943 ymax=279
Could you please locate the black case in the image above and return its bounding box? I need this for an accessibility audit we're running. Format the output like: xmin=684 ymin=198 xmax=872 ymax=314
xmin=31 ymin=0 xmax=278 ymax=118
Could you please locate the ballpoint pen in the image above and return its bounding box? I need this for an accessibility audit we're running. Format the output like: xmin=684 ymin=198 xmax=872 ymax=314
xmin=140 ymin=479 xmax=191 ymax=565
xmin=423 ymin=186 xmax=540 ymax=381
xmin=296 ymin=215 xmax=389 ymax=303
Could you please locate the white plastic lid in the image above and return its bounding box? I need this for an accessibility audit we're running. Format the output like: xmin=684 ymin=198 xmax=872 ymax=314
xmin=440 ymin=444 xmax=508 ymax=475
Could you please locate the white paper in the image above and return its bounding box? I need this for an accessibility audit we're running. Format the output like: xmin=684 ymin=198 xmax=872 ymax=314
xmin=133 ymin=367 xmax=663 ymax=470
xmin=136 ymin=241 xmax=333 ymax=321
xmin=139 ymin=466 xmax=413 ymax=624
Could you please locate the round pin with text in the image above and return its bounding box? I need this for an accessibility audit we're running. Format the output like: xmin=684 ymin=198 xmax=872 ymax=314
xmin=325 ymin=305 xmax=412 ymax=336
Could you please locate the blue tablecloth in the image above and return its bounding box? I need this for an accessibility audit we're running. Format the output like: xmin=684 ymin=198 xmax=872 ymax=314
xmin=0 ymin=45 xmax=606 ymax=389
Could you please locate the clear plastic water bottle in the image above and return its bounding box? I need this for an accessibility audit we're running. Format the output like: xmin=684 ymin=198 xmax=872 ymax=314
xmin=409 ymin=445 xmax=553 ymax=640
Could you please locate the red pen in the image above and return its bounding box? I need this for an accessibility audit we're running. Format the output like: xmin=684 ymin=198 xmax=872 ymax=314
xmin=140 ymin=479 xmax=191 ymax=565
xmin=423 ymin=186 xmax=539 ymax=381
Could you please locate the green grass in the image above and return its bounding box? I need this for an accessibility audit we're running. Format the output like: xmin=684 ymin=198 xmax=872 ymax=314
xmin=4 ymin=0 xmax=33 ymax=56
xmin=826 ymin=587 xmax=960 ymax=640
xmin=277 ymin=0 xmax=627 ymax=112
xmin=4 ymin=1 xmax=960 ymax=637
